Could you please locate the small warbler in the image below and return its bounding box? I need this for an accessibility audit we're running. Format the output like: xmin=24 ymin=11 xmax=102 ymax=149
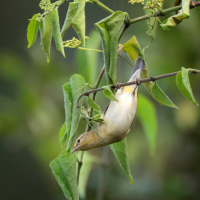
xmin=70 ymin=57 xmax=145 ymax=154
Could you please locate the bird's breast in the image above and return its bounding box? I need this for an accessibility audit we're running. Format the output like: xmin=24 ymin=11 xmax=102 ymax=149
xmin=101 ymin=90 xmax=138 ymax=143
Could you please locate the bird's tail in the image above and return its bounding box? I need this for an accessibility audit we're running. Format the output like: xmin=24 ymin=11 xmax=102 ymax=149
xmin=128 ymin=57 xmax=145 ymax=82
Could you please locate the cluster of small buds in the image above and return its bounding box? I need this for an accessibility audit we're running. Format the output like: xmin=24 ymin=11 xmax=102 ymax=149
xmin=39 ymin=0 xmax=54 ymax=12
xmin=128 ymin=0 xmax=144 ymax=4
xmin=63 ymin=37 xmax=82 ymax=48
xmin=63 ymin=36 xmax=89 ymax=48
xmin=35 ymin=13 xmax=42 ymax=21
xmin=143 ymin=0 xmax=164 ymax=10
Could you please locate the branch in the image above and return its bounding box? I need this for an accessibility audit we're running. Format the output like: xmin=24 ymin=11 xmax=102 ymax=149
xmin=129 ymin=1 xmax=200 ymax=24
xmin=75 ymin=0 xmax=200 ymax=186
xmin=76 ymin=65 xmax=105 ymax=184
xmin=76 ymin=151 xmax=84 ymax=184
xmin=76 ymin=69 xmax=200 ymax=120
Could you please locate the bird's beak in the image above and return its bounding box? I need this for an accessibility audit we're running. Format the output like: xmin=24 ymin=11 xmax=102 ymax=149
xmin=70 ymin=146 xmax=78 ymax=154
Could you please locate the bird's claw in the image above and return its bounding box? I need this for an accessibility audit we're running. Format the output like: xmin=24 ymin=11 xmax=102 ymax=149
xmin=136 ymin=78 xmax=141 ymax=86
xmin=115 ymin=82 xmax=121 ymax=89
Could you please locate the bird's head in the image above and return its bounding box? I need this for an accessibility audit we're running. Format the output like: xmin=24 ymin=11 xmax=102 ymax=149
xmin=70 ymin=132 xmax=91 ymax=154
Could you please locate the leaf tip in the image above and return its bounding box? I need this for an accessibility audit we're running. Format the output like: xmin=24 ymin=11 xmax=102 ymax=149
xmin=47 ymin=55 xmax=50 ymax=63
xmin=129 ymin=178 xmax=134 ymax=184
xmin=174 ymin=105 xmax=179 ymax=109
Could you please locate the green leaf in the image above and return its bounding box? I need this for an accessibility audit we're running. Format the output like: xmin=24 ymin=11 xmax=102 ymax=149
xmin=72 ymin=0 xmax=86 ymax=47
xmin=176 ymin=68 xmax=198 ymax=106
xmin=39 ymin=17 xmax=45 ymax=39
xmin=110 ymin=138 xmax=133 ymax=184
xmin=59 ymin=122 xmax=68 ymax=148
xmin=93 ymin=109 xmax=102 ymax=116
xmin=122 ymin=36 xmax=144 ymax=62
xmin=66 ymin=74 xmax=86 ymax=156
xmin=79 ymin=152 xmax=101 ymax=199
xmin=62 ymin=82 xmax=73 ymax=147
xmin=51 ymin=9 xmax=65 ymax=57
xmin=61 ymin=2 xmax=79 ymax=38
xmin=49 ymin=149 xmax=79 ymax=200
xmin=76 ymin=30 xmax=101 ymax=85
xmin=92 ymin=114 xmax=102 ymax=120
xmin=27 ymin=14 xmax=39 ymax=48
xmin=152 ymin=82 xmax=178 ymax=108
xmin=161 ymin=0 xmax=190 ymax=30
xmin=95 ymin=11 xmax=126 ymax=84
xmin=86 ymin=96 xmax=101 ymax=111
xmin=137 ymin=94 xmax=158 ymax=155
xmin=103 ymin=85 xmax=118 ymax=102
xmin=122 ymin=36 xmax=153 ymax=93
xmin=122 ymin=36 xmax=176 ymax=108
xmin=40 ymin=13 xmax=53 ymax=63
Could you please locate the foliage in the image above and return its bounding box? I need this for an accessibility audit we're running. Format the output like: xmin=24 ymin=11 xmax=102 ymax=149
xmin=176 ymin=68 xmax=199 ymax=106
xmin=110 ymin=138 xmax=133 ymax=184
xmin=161 ymin=0 xmax=190 ymax=30
xmin=50 ymin=149 xmax=79 ymax=200
xmin=27 ymin=0 xmax=200 ymax=199
xmin=95 ymin=11 xmax=126 ymax=84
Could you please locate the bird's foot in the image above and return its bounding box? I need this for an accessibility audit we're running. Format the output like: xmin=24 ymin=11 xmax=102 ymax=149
xmin=136 ymin=78 xmax=141 ymax=86
xmin=115 ymin=82 xmax=121 ymax=89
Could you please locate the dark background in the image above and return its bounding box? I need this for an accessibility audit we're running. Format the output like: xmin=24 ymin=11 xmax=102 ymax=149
xmin=0 ymin=1 xmax=200 ymax=200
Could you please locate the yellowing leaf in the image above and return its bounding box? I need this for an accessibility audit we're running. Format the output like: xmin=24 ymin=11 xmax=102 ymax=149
xmin=122 ymin=36 xmax=153 ymax=93
xmin=123 ymin=36 xmax=144 ymax=62
xmin=122 ymin=36 xmax=177 ymax=108
xmin=161 ymin=0 xmax=190 ymax=30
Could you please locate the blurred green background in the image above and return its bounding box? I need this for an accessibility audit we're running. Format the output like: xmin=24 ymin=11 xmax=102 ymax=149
xmin=0 ymin=1 xmax=200 ymax=200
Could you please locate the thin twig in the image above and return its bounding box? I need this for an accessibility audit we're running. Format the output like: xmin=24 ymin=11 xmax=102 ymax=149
xmin=76 ymin=69 xmax=200 ymax=121
xmin=76 ymin=66 xmax=105 ymax=184
xmin=75 ymin=0 xmax=200 ymax=188
xmin=129 ymin=1 xmax=200 ymax=24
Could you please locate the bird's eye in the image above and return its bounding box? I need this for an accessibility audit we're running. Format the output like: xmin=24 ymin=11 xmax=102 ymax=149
xmin=77 ymin=139 xmax=80 ymax=143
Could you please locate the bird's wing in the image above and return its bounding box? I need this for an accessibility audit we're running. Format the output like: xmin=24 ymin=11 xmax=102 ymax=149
xmin=101 ymin=87 xmax=122 ymax=118
xmin=102 ymin=101 xmax=111 ymax=117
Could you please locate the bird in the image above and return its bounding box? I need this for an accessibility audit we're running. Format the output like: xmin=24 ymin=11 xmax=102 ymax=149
xmin=70 ymin=57 xmax=145 ymax=154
